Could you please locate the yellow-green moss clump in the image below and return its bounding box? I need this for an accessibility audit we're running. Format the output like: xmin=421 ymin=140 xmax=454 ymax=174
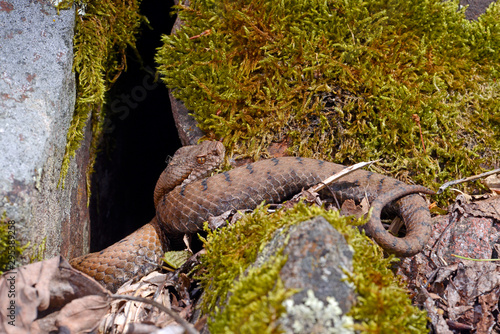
xmin=57 ymin=0 xmax=144 ymax=194
xmin=198 ymin=203 xmax=428 ymax=333
xmin=156 ymin=0 xmax=500 ymax=201
xmin=0 ymin=214 xmax=28 ymax=274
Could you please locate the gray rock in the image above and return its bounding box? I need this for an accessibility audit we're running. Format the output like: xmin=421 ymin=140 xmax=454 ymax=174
xmin=460 ymin=0 xmax=497 ymax=20
xmin=254 ymin=216 xmax=356 ymax=333
xmin=0 ymin=1 xmax=90 ymax=262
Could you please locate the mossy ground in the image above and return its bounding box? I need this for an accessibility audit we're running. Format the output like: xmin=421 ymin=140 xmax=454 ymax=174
xmin=199 ymin=203 xmax=428 ymax=333
xmin=156 ymin=0 xmax=500 ymax=204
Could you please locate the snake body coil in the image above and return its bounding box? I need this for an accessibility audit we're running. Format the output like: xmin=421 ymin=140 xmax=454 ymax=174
xmin=71 ymin=142 xmax=433 ymax=291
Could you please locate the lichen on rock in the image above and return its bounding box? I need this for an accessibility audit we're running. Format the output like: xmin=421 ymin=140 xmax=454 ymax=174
xmin=281 ymin=289 xmax=355 ymax=334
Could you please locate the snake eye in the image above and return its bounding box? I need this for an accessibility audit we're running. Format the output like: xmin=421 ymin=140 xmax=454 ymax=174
xmin=197 ymin=156 xmax=206 ymax=164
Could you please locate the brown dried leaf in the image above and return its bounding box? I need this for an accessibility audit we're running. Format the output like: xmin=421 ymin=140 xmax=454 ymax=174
xmin=428 ymin=292 xmax=443 ymax=301
xmin=103 ymin=272 xmax=176 ymax=333
xmin=388 ymin=216 xmax=404 ymax=236
xmin=422 ymin=291 xmax=453 ymax=334
xmin=193 ymin=314 xmax=208 ymax=331
xmin=177 ymin=273 xmax=192 ymax=303
xmin=476 ymin=289 xmax=499 ymax=333
xmin=55 ymin=295 xmax=109 ymax=333
xmin=359 ymin=197 xmax=370 ymax=214
xmin=433 ymin=263 xmax=459 ymax=284
xmin=116 ymin=271 xmax=171 ymax=295
xmin=482 ymin=174 xmax=500 ymax=195
xmin=285 ymin=189 xmax=322 ymax=209
xmin=0 ymin=256 xmax=109 ymax=334
xmin=397 ymin=196 xmax=500 ymax=332
xmin=340 ymin=199 xmax=357 ymax=216
xmin=268 ymin=138 xmax=291 ymax=158
xmin=339 ymin=197 xmax=370 ymax=219
xmin=207 ymin=209 xmax=235 ymax=230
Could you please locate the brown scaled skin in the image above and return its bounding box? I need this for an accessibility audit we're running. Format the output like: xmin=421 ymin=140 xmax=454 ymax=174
xmin=71 ymin=142 xmax=434 ymax=292
xmin=70 ymin=141 xmax=225 ymax=292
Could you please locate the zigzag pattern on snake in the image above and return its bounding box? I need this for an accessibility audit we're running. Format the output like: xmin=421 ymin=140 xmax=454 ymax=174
xmin=70 ymin=141 xmax=434 ymax=292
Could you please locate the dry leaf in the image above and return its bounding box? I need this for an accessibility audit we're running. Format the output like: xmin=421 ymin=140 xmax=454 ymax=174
xmin=0 ymin=256 xmax=109 ymax=334
xmin=55 ymin=295 xmax=109 ymax=333
xmin=482 ymin=174 xmax=500 ymax=195
xmin=397 ymin=196 xmax=500 ymax=332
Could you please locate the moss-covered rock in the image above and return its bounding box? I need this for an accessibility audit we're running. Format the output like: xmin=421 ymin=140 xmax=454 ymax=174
xmin=198 ymin=203 xmax=428 ymax=333
xmin=156 ymin=0 xmax=500 ymax=204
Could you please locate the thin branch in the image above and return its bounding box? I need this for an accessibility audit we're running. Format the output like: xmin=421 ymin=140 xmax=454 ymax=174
xmin=110 ymin=294 xmax=199 ymax=334
xmin=437 ymin=168 xmax=500 ymax=194
xmin=451 ymin=254 xmax=500 ymax=262
xmin=308 ymin=159 xmax=381 ymax=193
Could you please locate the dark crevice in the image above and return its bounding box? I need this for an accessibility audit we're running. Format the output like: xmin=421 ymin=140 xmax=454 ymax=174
xmin=89 ymin=1 xmax=180 ymax=251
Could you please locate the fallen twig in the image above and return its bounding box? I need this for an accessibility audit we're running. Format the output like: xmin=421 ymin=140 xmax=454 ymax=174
xmin=451 ymin=254 xmax=500 ymax=262
xmin=308 ymin=159 xmax=381 ymax=193
xmin=189 ymin=29 xmax=211 ymax=39
xmin=437 ymin=168 xmax=500 ymax=194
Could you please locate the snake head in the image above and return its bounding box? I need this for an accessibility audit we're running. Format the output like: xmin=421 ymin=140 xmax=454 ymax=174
xmin=153 ymin=141 xmax=225 ymax=208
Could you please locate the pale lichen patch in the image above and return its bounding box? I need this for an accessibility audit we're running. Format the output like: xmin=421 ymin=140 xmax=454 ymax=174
xmin=280 ymin=289 xmax=355 ymax=334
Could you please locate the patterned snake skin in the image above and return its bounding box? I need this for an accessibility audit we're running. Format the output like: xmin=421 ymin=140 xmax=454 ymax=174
xmin=71 ymin=141 xmax=434 ymax=291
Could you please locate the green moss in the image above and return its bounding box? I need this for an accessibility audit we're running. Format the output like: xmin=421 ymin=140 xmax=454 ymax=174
xmin=156 ymin=0 xmax=500 ymax=203
xmin=347 ymin=231 xmax=428 ymax=333
xmin=29 ymin=237 xmax=46 ymax=263
xmin=199 ymin=203 xmax=427 ymax=333
xmin=209 ymin=254 xmax=294 ymax=334
xmin=0 ymin=213 xmax=29 ymax=274
xmin=56 ymin=0 xmax=144 ymax=195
